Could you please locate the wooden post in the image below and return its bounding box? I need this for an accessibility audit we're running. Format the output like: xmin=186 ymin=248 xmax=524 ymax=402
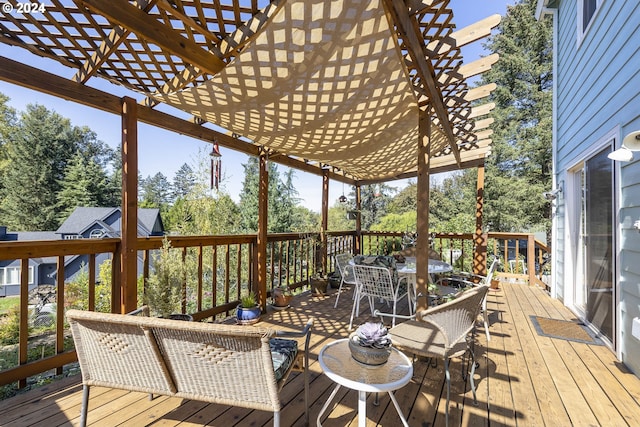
xmin=473 ymin=162 xmax=487 ymax=277
xmin=416 ymin=109 xmax=431 ymax=311
xmin=256 ymin=152 xmax=268 ymax=310
xmin=355 ymin=184 xmax=362 ymax=255
xmin=121 ymin=96 xmax=138 ymax=314
xmin=527 ymin=234 xmax=536 ymax=285
xmin=321 ymin=170 xmax=329 ymax=275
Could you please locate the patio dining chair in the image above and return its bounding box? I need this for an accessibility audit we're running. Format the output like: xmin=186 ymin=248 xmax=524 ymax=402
xmin=333 ymin=252 xmax=357 ymax=308
xmin=389 ymin=285 xmax=489 ymax=427
xmin=436 ymin=258 xmax=499 ymax=341
xmin=349 ymin=264 xmax=411 ymax=329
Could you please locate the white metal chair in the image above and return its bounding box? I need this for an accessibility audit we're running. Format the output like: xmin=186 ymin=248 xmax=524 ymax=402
xmin=350 ymin=264 xmax=411 ymax=329
xmin=389 ymin=285 xmax=490 ymax=427
xmin=509 ymin=259 xmax=527 ymax=274
xmin=333 ymin=252 xmax=357 ymax=308
xmin=436 ymin=258 xmax=499 ymax=342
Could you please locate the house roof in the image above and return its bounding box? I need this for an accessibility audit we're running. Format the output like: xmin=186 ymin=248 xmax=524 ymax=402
xmin=0 ymin=231 xmax=59 ymax=241
xmin=56 ymin=207 xmax=162 ymax=236
xmin=0 ymin=0 xmax=500 ymax=183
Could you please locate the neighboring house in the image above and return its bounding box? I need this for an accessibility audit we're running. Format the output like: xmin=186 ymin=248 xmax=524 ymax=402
xmin=537 ymin=0 xmax=640 ymax=377
xmin=0 ymin=208 xmax=164 ymax=297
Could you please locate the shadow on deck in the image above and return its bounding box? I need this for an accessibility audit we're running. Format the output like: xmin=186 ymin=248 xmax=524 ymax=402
xmin=1 ymin=282 xmax=640 ymax=426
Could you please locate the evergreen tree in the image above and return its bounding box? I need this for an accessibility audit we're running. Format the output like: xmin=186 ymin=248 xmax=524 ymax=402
xmin=0 ymin=104 xmax=78 ymax=230
xmin=238 ymin=157 xmax=317 ymax=233
xmin=480 ymin=0 xmax=553 ymax=234
xmin=56 ymin=151 xmax=112 ymax=221
xmin=105 ymin=148 xmax=122 ymax=207
xmin=0 ymin=94 xmax=17 ymax=197
xmin=139 ymin=172 xmax=172 ymax=208
xmin=359 ymin=183 xmax=393 ymax=230
xmin=386 ymin=180 xmax=417 ymax=215
xmin=238 ymin=157 xmax=282 ymax=233
xmin=172 ymin=163 xmax=196 ymax=201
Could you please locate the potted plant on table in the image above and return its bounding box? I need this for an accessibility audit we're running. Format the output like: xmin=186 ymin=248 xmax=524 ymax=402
xmin=348 ymin=322 xmax=392 ymax=366
xmin=236 ymin=292 xmax=261 ymax=325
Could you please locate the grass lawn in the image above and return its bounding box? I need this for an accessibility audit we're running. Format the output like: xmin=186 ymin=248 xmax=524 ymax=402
xmin=0 ymin=296 xmax=19 ymax=314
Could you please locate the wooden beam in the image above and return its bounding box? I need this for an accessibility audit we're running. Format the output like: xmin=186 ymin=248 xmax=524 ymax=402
xmin=458 ymin=53 xmax=499 ymax=80
xmin=73 ymin=0 xmax=156 ymax=83
xmin=321 ymin=170 xmax=329 ymax=275
xmin=473 ymin=117 xmax=495 ymax=131
xmin=469 ymin=102 xmax=496 ymax=119
xmin=77 ymin=0 xmax=226 ymax=76
xmin=256 ymin=153 xmax=268 ymax=310
xmin=383 ymin=0 xmax=461 ymax=165
xmin=355 ymin=184 xmax=362 ymax=255
xmin=426 ymin=14 xmax=501 ymax=56
xmin=121 ymin=96 xmax=138 ymax=314
xmin=144 ymin=0 xmax=284 ymax=106
xmin=465 ymin=83 xmax=497 ymax=102
xmin=473 ymin=162 xmax=487 ymax=276
xmin=0 ymin=56 xmax=359 ymax=185
xmin=416 ymin=108 xmax=431 ymax=311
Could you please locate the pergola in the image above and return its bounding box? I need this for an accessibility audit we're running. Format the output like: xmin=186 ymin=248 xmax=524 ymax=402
xmin=0 ymin=0 xmax=499 ymax=312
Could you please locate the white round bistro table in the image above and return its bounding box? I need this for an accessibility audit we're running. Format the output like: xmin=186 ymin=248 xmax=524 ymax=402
xmin=317 ymin=338 xmax=413 ymax=427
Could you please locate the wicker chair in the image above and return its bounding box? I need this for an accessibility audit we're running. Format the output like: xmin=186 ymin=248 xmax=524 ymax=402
xmin=436 ymin=258 xmax=499 ymax=341
xmin=389 ymin=285 xmax=489 ymax=427
xmin=333 ymin=252 xmax=357 ymax=308
xmin=67 ymin=309 xmax=313 ymax=427
xmin=350 ymin=264 xmax=411 ymax=329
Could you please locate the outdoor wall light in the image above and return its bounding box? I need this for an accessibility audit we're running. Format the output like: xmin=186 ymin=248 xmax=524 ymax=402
xmin=607 ymin=130 xmax=640 ymax=162
xmin=543 ymin=187 xmax=562 ymax=201
xmin=543 ymin=180 xmax=564 ymax=201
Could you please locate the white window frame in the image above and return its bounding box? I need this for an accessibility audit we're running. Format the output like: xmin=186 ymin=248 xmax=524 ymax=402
xmin=577 ymin=0 xmax=604 ymax=47
xmin=0 ymin=266 xmax=34 ymax=285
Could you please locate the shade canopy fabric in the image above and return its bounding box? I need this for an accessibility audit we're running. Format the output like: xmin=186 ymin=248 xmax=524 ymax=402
xmin=0 ymin=0 xmax=498 ymax=182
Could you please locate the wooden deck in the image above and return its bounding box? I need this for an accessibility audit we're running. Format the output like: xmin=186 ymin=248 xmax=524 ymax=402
xmin=2 ymin=282 xmax=640 ymax=426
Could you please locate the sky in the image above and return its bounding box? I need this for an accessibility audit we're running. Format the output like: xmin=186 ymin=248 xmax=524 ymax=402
xmin=0 ymin=0 xmax=514 ymax=213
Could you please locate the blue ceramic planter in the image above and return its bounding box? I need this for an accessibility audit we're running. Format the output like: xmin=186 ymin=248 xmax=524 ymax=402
xmin=236 ymin=305 xmax=261 ymax=325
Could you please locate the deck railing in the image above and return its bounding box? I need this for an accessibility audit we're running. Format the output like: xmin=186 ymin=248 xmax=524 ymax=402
xmin=0 ymin=230 xmax=548 ymax=391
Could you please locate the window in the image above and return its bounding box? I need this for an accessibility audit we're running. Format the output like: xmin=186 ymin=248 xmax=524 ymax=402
xmin=64 ymin=234 xmax=82 ymax=240
xmin=578 ymin=0 xmax=603 ymax=40
xmin=0 ymin=266 xmax=34 ymax=285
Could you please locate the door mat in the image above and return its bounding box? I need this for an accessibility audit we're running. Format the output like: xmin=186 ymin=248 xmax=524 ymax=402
xmin=530 ymin=316 xmax=604 ymax=345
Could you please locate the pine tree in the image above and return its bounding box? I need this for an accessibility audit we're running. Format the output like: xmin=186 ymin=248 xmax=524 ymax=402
xmin=0 ymin=94 xmax=17 ymax=197
xmin=57 ymin=151 xmax=112 ymax=221
xmin=172 ymin=163 xmax=196 ymax=201
xmin=478 ymin=0 xmax=553 ymax=234
xmin=0 ymin=104 xmax=78 ymax=230
xmin=139 ymin=172 xmax=172 ymax=208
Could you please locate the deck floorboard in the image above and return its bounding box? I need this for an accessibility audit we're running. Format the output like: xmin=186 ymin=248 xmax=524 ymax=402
xmin=2 ymin=282 xmax=640 ymax=426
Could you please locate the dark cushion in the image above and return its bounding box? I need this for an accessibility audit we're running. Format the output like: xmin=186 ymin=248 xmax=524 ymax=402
xmin=269 ymin=338 xmax=298 ymax=382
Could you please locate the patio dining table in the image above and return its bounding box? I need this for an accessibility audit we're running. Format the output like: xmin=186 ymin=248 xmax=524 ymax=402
xmin=396 ymin=257 xmax=455 ymax=307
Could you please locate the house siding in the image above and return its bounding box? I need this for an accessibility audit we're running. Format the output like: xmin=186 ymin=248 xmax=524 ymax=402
xmin=550 ymin=0 xmax=640 ymax=375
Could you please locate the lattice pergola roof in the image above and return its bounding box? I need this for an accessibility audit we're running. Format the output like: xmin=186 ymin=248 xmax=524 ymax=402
xmin=0 ymin=0 xmax=499 ymax=183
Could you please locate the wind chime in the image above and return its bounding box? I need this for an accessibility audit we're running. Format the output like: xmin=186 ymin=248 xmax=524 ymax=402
xmin=210 ymin=140 xmax=221 ymax=190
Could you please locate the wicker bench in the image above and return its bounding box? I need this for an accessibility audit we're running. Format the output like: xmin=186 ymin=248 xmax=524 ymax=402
xmin=67 ymin=309 xmax=313 ymax=427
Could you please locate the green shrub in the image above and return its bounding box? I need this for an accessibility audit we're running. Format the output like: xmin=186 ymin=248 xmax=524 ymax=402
xmin=0 ymin=306 xmax=22 ymax=345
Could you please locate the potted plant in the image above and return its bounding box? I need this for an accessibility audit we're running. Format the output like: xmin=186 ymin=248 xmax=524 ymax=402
xmin=309 ymin=270 xmax=329 ymax=295
xmin=348 ymin=322 xmax=392 ymax=365
xmin=236 ymin=292 xmax=261 ymax=324
xmin=144 ymin=237 xmax=193 ymax=321
xmin=272 ymin=286 xmax=293 ymax=308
